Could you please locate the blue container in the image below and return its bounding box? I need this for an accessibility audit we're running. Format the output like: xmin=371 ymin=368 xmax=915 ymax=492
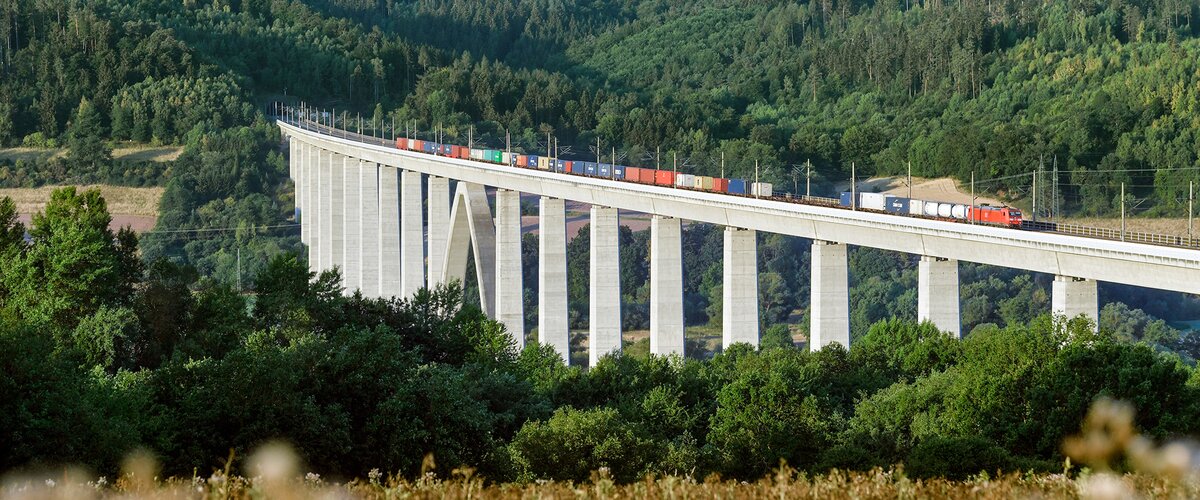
xmin=599 ymin=163 xmax=612 ymax=177
xmin=613 ymin=165 xmax=625 ymax=179
xmin=728 ymin=179 xmax=748 ymax=195
xmin=554 ymin=161 xmax=566 ymax=173
xmin=528 ymin=155 xmax=539 ymax=167
xmin=585 ymin=162 xmax=598 ymax=176
xmin=884 ymin=196 xmax=910 ymax=214
xmin=839 ymin=192 xmax=854 ymax=207
xmin=441 ymin=144 xmax=453 ymax=155
xmin=423 ymin=142 xmax=437 ymax=154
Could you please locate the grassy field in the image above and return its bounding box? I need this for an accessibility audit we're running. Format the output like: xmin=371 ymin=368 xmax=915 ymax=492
xmin=0 ymin=145 xmax=183 ymax=164
xmin=1 ymin=465 xmax=1192 ymax=499
xmin=0 ymin=185 xmax=163 ymax=216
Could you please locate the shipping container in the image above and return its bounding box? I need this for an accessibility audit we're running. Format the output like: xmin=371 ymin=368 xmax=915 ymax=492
xmin=676 ymin=174 xmax=696 ymax=188
xmin=884 ymin=196 xmax=911 ymax=214
xmin=515 ymin=155 xmax=528 ymax=167
xmin=491 ymin=151 xmax=503 ymax=163
xmin=613 ymin=165 xmax=625 ymax=179
xmin=423 ymin=142 xmax=438 ymax=154
xmin=937 ymin=203 xmax=953 ymax=218
xmin=585 ymin=162 xmax=598 ymax=176
xmin=908 ymin=199 xmax=924 ymax=214
xmin=599 ymin=163 xmax=612 ymax=177
xmin=839 ymin=192 xmax=854 ymax=207
xmin=441 ymin=144 xmax=453 ymax=155
xmin=655 ymin=170 xmax=675 ymax=186
xmin=728 ymin=179 xmax=748 ymax=195
xmin=638 ymin=168 xmax=656 ymax=184
xmin=537 ymin=157 xmax=550 ymax=170
xmin=501 ymin=152 xmax=512 ymax=165
xmin=751 ymin=182 xmax=773 ymax=197
xmin=713 ymin=178 xmax=729 ymax=192
xmin=625 ymin=167 xmax=642 ymax=182
xmin=409 ymin=139 xmax=420 ymax=150
xmin=859 ymin=192 xmax=886 ymax=210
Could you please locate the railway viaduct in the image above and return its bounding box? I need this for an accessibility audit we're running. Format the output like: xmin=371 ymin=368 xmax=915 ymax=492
xmin=280 ymin=117 xmax=1200 ymax=365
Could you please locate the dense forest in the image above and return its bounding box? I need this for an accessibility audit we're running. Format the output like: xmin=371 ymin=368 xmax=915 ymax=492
xmin=3 ymin=189 xmax=1200 ymax=482
xmin=2 ymin=0 xmax=1200 ymax=483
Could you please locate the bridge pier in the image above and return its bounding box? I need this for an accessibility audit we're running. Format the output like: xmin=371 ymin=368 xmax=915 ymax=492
xmin=359 ymin=162 xmax=380 ymax=298
xmin=538 ymin=197 xmax=570 ymax=363
xmin=379 ymin=166 xmax=401 ymax=297
xmin=650 ymin=216 xmax=685 ymax=356
xmin=1053 ymin=275 xmax=1098 ymax=328
xmin=810 ymin=240 xmax=850 ymax=350
xmin=400 ymin=170 xmax=424 ymax=298
xmin=330 ymin=154 xmax=346 ymax=276
xmin=304 ymin=144 xmax=317 ymax=255
xmin=290 ymin=140 xmax=302 ymax=242
xmin=495 ymin=189 xmax=525 ymax=346
xmin=918 ymin=256 xmax=961 ymax=337
xmin=590 ymin=206 xmax=622 ymax=366
xmin=427 ymin=176 xmax=451 ymax=287
xmin=342 ymin=157 xmax=362 ymax=294
xmin=317 ymin=150 xmax=334 ymax=272
xmin=723 ymin=227 xmax=759 ymax=348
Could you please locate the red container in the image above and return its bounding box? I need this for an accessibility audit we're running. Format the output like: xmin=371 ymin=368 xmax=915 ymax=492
xmin=394 ymin=138 xmax=404 ymax=149
xmin=517 ymin=155 xmax=529 ymax=167
xmin=625 ymin=167 xmax=641 ymax=182
xmin=712 ymin=178 xmax=729 ymax=193
xmin=655 ymin=170 xmax=675 ymax=186
xmin=638 ymin=168 xmax=655 ymax=184
xmin=413 ymin=140 xmax=424 ymax=152
xmin=564 ymin=161 xmax=574 ymax=173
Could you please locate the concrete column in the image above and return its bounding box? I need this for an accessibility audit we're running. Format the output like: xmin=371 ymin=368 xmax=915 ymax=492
xmin=650 ymin=216 xmax=685 ymax=356
xmin=330 ymin=154 xmax=345 ymax=276
xmin=290 ymin=140 xmax=301 ymax=240
xmin=538 ymin=197 xmax=570 ymax=364
xmin=442 ymin=182 xmax=496 ymax=317
xmin=400 ymin=170 xmax=425 ymax=298
xmin=1053 ymin=275 xmax=1099 ymax=328
xmin=810 ymin=240 xmax=850 ymax=350
xmin=359 ymin=162 xmax=380 ymax=298
xmin=317 ymin=149 xmax=333 ymax=272
xmin=723 ymin=227 xmax=759 ymax=348
xmin=589 ymin=206 xmax=621 ymax=366
xmin=427 ymin=176 xmax=451 ymax=287
xmin=297 ymin=142 xmax=308 ymax=245
xmin=342 ymin=157 xmax=362 ymax=293
xmin=379 ymin=166 xmax=401 ymax=297
xmin=305 ymin=144 xmax=318 ymax=260
xmin=495 ymin=189 xmax=525 ymax=347
xmin=918 ymin=256 xmax=961 ymax=338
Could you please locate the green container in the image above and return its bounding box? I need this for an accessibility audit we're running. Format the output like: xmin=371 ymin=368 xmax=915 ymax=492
xmin=490 ymin=150 xmax=503 ymax=163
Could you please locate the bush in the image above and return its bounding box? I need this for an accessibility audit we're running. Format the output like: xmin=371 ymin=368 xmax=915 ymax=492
xmin=510 ymin=407 xmax=654 ymax=483
xmin=904 ymin=436 xmax=1013 ymax=480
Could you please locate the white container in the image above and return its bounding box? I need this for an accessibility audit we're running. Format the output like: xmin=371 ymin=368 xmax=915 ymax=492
xmin=922 ymin=201 xmax=938 ymax=216
xmin=470 ymin=149 xmax=484 ymax=160
xmin=501 ymin=152 xmax=512 ymax=165
xmin=751 ymin=182 xmax=773 ymax=197
xmin=860 ymin=192 xmax=886 ymax=210
xmin=909 ymin=199 xmax=924 ymax=214
xmin=676 ymin=174 xmax=696 ymax=187
xmin=951 ymin=204 xmax=969 ymax=219
xmin=408 ymin=139 xmax=419 ymax=149
xmin=937 ymin=203 xmax=953 ymax=218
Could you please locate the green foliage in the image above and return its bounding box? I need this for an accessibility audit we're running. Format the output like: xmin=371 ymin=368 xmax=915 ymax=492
xmin=905 ymin=436 xmax=1014 ymax=480
xmin=510 ymin=406 xmax=654 ymax=483
xmin=65 ymin=98 xmax=112 ymax=169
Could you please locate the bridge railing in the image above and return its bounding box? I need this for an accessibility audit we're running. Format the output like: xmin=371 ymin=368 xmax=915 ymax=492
xmin=1022 ymin=220 xmax=1199 ymax=249
xmin=280 ymin=113 xmax=1200 ymax=252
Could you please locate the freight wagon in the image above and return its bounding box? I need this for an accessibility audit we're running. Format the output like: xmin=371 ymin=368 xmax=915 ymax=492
xmin=839 ymin=192 xmax=1022 ymax=228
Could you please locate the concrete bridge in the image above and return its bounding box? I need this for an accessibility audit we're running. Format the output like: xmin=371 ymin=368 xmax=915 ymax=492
xmin=280 ymin=118 xmax=1200 ymax=364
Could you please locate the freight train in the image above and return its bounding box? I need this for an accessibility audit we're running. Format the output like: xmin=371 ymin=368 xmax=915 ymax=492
xmin=839 ymin=192 xmax=1023 ymax=227
xmin=391 ymin=136 xmax=1022 ymax=229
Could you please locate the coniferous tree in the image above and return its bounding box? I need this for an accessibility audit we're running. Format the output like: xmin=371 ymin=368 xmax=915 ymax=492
xmin=65 ymin=98 xmax=111 ymax=171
